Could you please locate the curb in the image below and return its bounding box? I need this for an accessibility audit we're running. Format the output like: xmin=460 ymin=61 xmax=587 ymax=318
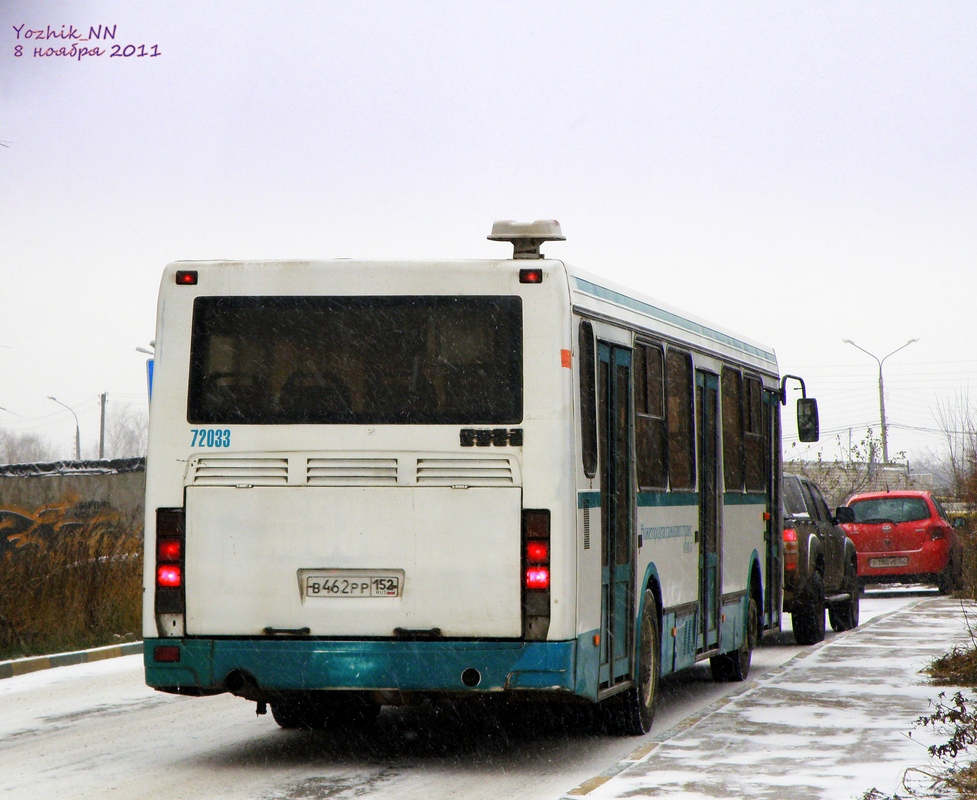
xmin=0 ymin=641 xmax=143 ymax=681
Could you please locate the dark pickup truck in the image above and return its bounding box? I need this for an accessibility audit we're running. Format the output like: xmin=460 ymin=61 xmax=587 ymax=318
xmin=782 ymin=474 xmax=859 ymax=644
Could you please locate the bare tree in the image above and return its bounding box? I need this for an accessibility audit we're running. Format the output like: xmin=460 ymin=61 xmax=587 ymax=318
xmin=104 ymin=405 xmax=148 ymax=459
xmin=0 ymin=429 xmax=56 ymax=465
xmin=933 ymin=390 xmax=977 ymax=499
xmin=785 ymin=428 xmax=923 ymax=508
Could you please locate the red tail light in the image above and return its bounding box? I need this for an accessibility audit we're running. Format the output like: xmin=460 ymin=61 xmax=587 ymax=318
xmin=525 ymin=566 xmax=550 ymax=590
xmin=155 ymin=508 xmax=186 ymax=631
xmin=157 ymin=564 xmax=182 ymax=588
xmin=526 ymin=540 xmax=549 ymax=563
xmin=522 ymin=510 xmax=551 ymax=591
xmin=157 ymin=537 xmax=182 ymax=562
xmin=930 ymin=526 xmax=947 ymax=540
xmin=521 ymin=509 xmax=551 ymax=641
xmin=783 ymin=528 xmax=798 ymax=572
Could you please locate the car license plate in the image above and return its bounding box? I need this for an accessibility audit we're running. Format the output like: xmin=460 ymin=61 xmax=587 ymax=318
xmin=869 ymin=557 xmax=909 ymax=568
xmin=300 ymin=569 xmax=403 ymax=599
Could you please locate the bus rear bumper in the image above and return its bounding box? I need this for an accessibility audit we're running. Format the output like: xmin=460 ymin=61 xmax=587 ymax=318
xmin=144 ymin=637 xmax=588 ymax=698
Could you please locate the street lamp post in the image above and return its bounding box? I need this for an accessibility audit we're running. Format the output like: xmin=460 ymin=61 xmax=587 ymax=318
xmin=842 ymin=338 xmax=919 ymax=464
xmin=47 ymin=395 xmax=81 ymax=460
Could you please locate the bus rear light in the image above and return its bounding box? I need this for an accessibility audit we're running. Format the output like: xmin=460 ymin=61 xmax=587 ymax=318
xmin=157 ymin=564 xmax=182 ymax=588
xmin=157 ymin=537 xmax=182 ymax=562
xmin=525 ymin=566 xmax=550 ymax=591
xmin=154 ymin=508 xmax=186 ymax=636
xmin=519 ymin=268 xmax=543 ymax=284
xmin=783 ymin=528 xmax=798 ymax=572
xmin=526 ymin=540 xmax=549 ymax=563
xmin=175 ymin=270 xmax=198 ymax=285
xmin=521 ymin=509 xmax=551 ymax=639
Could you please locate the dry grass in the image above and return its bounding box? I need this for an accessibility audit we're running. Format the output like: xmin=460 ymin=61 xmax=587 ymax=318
xmin=942 ymin=763 xmax=977 ymax=798
xmin=0 ymin=501 xmax=142 ymax=660
xmin=927 ymin=646 xmax=977 ymax=687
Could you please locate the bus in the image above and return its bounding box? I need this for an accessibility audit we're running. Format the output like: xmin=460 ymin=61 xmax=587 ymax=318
xmin=143 ymin=220 xmax=819 ymax=735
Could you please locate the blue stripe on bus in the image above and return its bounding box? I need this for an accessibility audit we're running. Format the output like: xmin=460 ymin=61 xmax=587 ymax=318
xmin=637 ymin=492 xmax=698 ymax=507
xmin=580 ymin=491 xmax=766 ymax=508
xmin=722 ymin=493 xmax=768 ymax=506
xmin=578 ymin=492 xmax=600 ymax=508
xmin=581 ymin=491 xmax=699 ymax=508
xmin=574 ymin=278 xmax=777 ymax=363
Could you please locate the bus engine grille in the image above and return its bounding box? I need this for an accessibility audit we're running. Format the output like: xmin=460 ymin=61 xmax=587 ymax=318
xmin=415 ymin=458 xmax=514 ymax=486
xmin=307 ymin=458 xmax=399 ymax=486
xmin=188 ymin=457 xmax=289 ymax=486
xmin=186 ymin=454 xmax=518 ymax=487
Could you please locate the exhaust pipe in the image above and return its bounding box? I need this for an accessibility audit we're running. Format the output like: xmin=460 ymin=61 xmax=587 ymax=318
xmin=225 ymin=670 xmax=259 ymax=698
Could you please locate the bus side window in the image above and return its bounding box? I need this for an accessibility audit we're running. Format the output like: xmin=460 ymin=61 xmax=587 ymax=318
xmin=665 ymin=349 xmax=695 ymax=490
xmin=635 ymin=342 xmax=667 ymax=489
xmin=744 ymin=376 xmax=765 ymax=491
xmin=579 ymin=321 xmax=598 ymax=478
xmin=721 ymin=367 xmax=744 ymax=491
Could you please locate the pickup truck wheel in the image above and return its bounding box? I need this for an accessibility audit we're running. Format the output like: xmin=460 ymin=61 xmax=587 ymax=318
xmin=792 ymin=571 xmax=826 ymax=645
xmin=829 ymin=560 xmax=860 ymax=632
xmin=710 ymin=596 xmax=757 ymax=682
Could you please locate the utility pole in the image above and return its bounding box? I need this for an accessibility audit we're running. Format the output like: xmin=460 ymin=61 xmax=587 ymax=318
xmin=842 ymin=338 xmax=919 ymax=464
xmin=99 ymin=392 xmax=107 ymax=459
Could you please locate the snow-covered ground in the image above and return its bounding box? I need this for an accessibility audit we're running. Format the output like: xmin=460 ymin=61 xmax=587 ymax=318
xmin=0 ymin=592 xmax=955 ymax=800
xmin=568 ymin=594 xmax=974 ymax=800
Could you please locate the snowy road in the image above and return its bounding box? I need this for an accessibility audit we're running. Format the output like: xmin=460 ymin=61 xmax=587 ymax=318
xmin=0 ymin=593 xmax=923 ymax=800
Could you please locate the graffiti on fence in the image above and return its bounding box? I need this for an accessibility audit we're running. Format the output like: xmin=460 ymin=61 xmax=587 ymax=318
xmin=0 ymin=493 xmax=126 ymax=555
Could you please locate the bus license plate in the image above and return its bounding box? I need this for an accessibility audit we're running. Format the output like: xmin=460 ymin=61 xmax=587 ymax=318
xmin=869 ymin=557 xmax=909 ymax=568
xmin=303 ymin=572 xmax=401 ymax=598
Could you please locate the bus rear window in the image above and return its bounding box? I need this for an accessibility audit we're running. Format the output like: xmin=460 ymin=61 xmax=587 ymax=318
xmin=187 ymin=296 xmax=523 ymax=425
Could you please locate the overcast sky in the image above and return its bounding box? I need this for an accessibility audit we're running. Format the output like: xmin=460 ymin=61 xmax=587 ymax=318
xmin=1 ymin=1 xmax=975 ymax=465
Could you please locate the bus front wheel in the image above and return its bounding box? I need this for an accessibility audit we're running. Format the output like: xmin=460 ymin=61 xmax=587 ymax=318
xmin=710 ymin=596 xmax=757 ymax=682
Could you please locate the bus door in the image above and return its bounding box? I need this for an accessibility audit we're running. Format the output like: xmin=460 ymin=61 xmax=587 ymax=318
xmin=763 ymin=388 xmax=782 ymax=629
xmin=598 ymin=343 xmax=635 ymax=688
xmin=696 ymin=370 xmax=721 ymax=652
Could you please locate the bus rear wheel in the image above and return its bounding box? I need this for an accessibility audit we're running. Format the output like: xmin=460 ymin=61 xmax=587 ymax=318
xmin=605 ymin=589 xmax=660 ymax=736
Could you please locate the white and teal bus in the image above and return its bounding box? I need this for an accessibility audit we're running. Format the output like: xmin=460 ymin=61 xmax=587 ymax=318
xmin=143 ymin=220 xmax=818 ymax=734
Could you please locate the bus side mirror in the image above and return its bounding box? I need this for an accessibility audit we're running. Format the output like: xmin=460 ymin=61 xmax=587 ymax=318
xmin=797 ymin=397 xmax=819 ymax=442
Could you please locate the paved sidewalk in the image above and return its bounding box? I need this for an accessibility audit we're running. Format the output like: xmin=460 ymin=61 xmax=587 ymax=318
xmin=564 ymin=597 xmax=976 ymax=800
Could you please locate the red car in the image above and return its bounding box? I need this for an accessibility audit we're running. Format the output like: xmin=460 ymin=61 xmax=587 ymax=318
xmin=840 ymin=490 xmax=963 ymax=594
